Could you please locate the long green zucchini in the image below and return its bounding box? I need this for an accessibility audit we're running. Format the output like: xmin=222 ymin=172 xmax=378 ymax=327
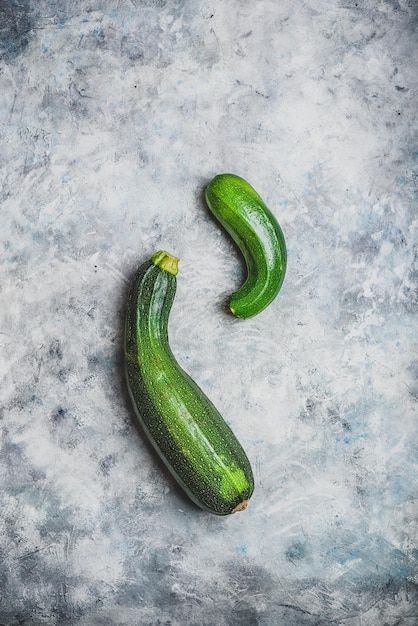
xmin=125 ymin=250 xmax=254 ymax=515
xmin=205 ymin=173 xmax=287 ymax=319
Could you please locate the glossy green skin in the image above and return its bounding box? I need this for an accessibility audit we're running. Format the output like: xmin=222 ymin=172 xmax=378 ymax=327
xmin=125 ymin=254 xmax=254 ymax=515
xmin=205 ymin=173 xmax=287 ymax=318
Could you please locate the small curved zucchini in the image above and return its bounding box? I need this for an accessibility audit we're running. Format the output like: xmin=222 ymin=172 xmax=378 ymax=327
xmin=125 ymin=250 xmax=254 ymax=515
xmin=205 ymin=173 xmax=287 ymax=319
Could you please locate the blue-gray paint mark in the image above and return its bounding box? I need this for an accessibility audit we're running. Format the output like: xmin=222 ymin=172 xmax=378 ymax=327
xmin=286 ymin=541 xmax=306 ymax=561
xmin=236 ymin=543 xmax=248 ymax=554
xmin=0 ymin=0 xmax=33 ymax=59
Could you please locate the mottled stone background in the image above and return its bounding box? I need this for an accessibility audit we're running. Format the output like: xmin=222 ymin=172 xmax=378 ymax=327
xmin=1 ymin=1 xmax=417 ymax=624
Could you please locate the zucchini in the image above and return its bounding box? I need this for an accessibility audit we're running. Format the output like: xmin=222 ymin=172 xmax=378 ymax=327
xmin=125 ymin=250 xmax=254 ymax=515
xmin=205 ymin=173 xmax=287 ymax=318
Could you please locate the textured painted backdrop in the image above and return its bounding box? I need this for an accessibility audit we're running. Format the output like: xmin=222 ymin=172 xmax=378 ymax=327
xmin=1 ymin=1 xmax=417 ymax=624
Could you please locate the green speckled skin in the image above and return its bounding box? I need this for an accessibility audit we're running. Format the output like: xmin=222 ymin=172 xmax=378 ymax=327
xmin=125 ymin=253 xmax=254 ymax=515
xmin=205 ymin=173 xmax=287 ymax=318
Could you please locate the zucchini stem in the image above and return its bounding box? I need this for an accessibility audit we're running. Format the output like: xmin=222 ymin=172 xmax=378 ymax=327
xmin=152 ymin=250 xmax=179 ymax=276
xmin=232 ymin=499 xmax=250 ymax=513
